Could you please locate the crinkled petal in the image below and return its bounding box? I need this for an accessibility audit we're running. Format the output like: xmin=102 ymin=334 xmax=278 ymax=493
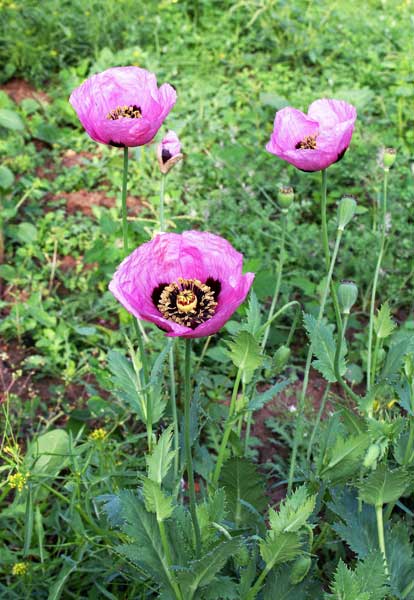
xmin=109 ymin=231 xmax=254 ymax=338
xmin=69 ymin=67 xmax=177 ymax=147
xmin=267 ymin=107 xmax=319 ymax=154
xmin=308 ymin=98 xmax=357 ymax=130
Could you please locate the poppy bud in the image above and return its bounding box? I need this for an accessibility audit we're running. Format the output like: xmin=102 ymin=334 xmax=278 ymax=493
xmin=382 ymin=148 xmax=396 ymax=170
xmin=157 ymin=130 xmax=183 ymax=174
xmin=338 ymin=280 xmax=358 ymax=314
xmin=274 ymin=345 xmax=291 ymax=373
xmin=337 ymin=195 xmax=357 ymax=231
xmin=363 ymin=443 xmax=381 ymax=469
xmin=277 ymin=186 xmax=294 ymax=210
xmin=289 ymin=555 xmax=312 ymax=584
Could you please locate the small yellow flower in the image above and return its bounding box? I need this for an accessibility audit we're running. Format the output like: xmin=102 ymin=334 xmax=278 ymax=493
xmin=89 ymin=428 xmax=107 ymax=442
xmin=12 ymin=562 xmax=28 ymax=576
xmin=372 ymin=400 xmax=380 ymax=412
xmin=387 ymin=399 xmax=398 ymax=409
xmin=8 ymin=472 xmax=29 ymax=492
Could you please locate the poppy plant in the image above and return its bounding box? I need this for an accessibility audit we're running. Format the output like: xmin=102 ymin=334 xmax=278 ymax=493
xmin=109 ymin=231 xmax=254 ymax=338
xmin=266 ymin=98 xmax=357 ymax=172
xmin=69 ymin=66 xmax=177 ymax=147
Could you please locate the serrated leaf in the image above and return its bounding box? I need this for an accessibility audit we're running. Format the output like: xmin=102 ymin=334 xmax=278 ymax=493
xmin=146 ymin=425 xmax=176 ymax=485
xmin=203 ymin=575 xmax=239 ymax=599
xmin=247 ymin=379 xmax=290 ymax=412
xmin=227 ymin=330 xmax=263 ymax=384
xmin=321 ymin=434 xmax=369 ymax=482
xmin=218 ymin=458 xmax=267 ymax=527
xmin=326 ymin=560 xmax=369 ymax=600
xmin=108 ymin=349 xmax=146 ymax=420
xmin=382 ymin=335 xmax=414 ymax=379
xmin=359 ymin=465 xmax=408 ymax=506
xmin=196 ymin=489 xmax=227 ymax=546
xmin=374 ymin=302 xmax=396 ymax=339
xmin=268 ymin=485 xmax=316 ymax=534
xmin=356 ymin=552 xmax=389 ymax=597
xmin=387 ymin=521 xmax=414 ymax=598
xmin=242 ymin=290 xmax=261 ymax=336
xmin=303 ymin=313 xmax=346 ymax=382
xmin=177 ymin=538 xmax=240 ymax=600
xmin=263 ymin=566 xmax=309 ymax=600
xmin=260 ymin=532 xmax=301 ymax=567
xmin=142 ymin=478 xmax=174 ymax=522
xmin=328 ymin=488 xmax=378 ymax=558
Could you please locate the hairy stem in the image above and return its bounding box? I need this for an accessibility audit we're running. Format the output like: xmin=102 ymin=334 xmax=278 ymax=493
xmin=121 ymin=146 xmax=129 ymax=254
xmin=159 ymin=173 xmax=166 ymax=232
xmin=376 ymin=504 xmax=389 ymax=577
xmin=367 ymin=169 xmax=389 ymax=390
xmin=184 ymin=339 xmax=201 ymax=556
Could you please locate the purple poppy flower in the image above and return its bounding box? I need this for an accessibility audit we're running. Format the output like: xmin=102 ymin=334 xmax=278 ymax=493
xmin=266 ymin=99 xmax=357 ymax=172
xmin=157 ymin=130 xmax=183 ymax=174
xmin=109 ymin=231 xmax=254 ymax=338
xmin=69 ymin=67 xmax=177 ymax=148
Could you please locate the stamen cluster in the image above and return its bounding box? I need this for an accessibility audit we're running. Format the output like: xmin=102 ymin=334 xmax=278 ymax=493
xmin=155 ymin=277 xmax=218 ymax=329
xmin=107 ymin=104 xmax=142 ymax=120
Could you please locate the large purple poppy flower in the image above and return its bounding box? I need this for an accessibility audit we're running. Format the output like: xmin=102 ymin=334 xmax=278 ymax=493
xmin=69 ymin=67 xmax=177 ymax=147
xmin=109 ymin=231 xmax=254 ymax=338
xmin=266 ymin=99 xmax=357 ymax=172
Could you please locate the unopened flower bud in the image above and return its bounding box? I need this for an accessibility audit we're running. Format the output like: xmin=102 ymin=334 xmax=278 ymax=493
xmin=382 ymin=148 xmax=396 ymax=170
xmin=363 ymin=443 xmax=381 ymax=469
xmin=289 ymin=555 xmax=312 ymax=584
xmin=338 ymin=280 xmax=358 ymax=314
xmin=274 ymin=345 xmax=291 ymax=373
xmin=337 ymin=195 xmax=357 ymax=231
xmin=157 ymin=130 xmax=183 ymax=174
xmin=277 ymin=186 xmax=294 ymax=210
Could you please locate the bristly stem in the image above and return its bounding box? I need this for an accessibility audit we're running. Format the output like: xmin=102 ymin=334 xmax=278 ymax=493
xmin=287 ymin=169 xmax=342 ymax=494
xmin=184 ymin=338 xmax=201 ymax=556
xmin=367 ymin=169 xmax=389 ymax=391
xmin=376 ymin=504 xmax=389 ymax=577
xmin=121 ymin=146 xmax=129 ymax=254
xmin=261 ymin=210 xmax=288 ymax=351
xmin=159 ymin=173 xmax=166 ymax=232
xmin=213 ymin=367 xmax=242 ymax=485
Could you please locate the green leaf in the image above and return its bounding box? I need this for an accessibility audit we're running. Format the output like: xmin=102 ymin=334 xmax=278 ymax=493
xmin=218 ymin=458 xmax=267 ymax=527
xmin=247 ymin=379 xmax=290 ymax=412
xmin=142 ymin=478 xmax=174 ymax=522
xmin=114 ymin=490 xmax=174 ymax=593
xmin=374 ymin=302 xmax=396 ymax=339
xmin=326 ymin=560 xmax=369 ymax=600
xmin=387 ymin=521 xmax=414 ymax=598
xmin=268 ymin=485 xmax=316 ymax=534
xmin=242 ymin=291 xmax=261 ymax=336
xmin=25 ymin=429 xmax=69 ymax=476
xmin=321 ymin=434 xmax=369 ymax=482
xmin=177 ymin=538 xmax=240 ymax=600
xmin=146 ymin=425 xmax=176 ymax=485
xmin=196 ymin=489 xmax=227 ymax=546
xmin=382 ymin=335 xmax=414 ymax=379
xmin=0 ymin=165 xmax=14 ymax=190
xmin=359 ymin=465 xmax=408 ymax=506
xmin=303 ymin=313 xmax=346 ymax=382
xmin=0 ymin=108 xmax=24 ymax=131
xmin=356 ymin=552 xmax=389 ymax=597
xmin=203 ymin=576 xmax=239 ymax=599
xmin=328 ymin=488 xmax=378 ymax=558
xmin=263 ymin=566 xmax=309 ymax=600
xmin=108 ymin=349 xmax=146 ymax=422
xmin=260 ymin=531 xmax=301 ymax=568
xmin=15 ymin=222 xmax=38 ymax=244
xmin=227 ymin=330 xmax=263 ymax=384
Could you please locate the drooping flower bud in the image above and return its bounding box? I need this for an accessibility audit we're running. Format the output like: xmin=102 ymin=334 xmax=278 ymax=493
xmin=289 ymin=555 xmax=312 ymax=584
xmin=273 ymin=345 xmax=291 ymax=374
xmin=277 ymin=186 xmax=294 ymax=211
xmin=338 ymin=280 xmax=358 ymax=314
xmin=382 ymin=148 xmax=396 ymax=170
xmin=337 ymin=195 xmax=357 ymax=231
xmin=157 ymin=130 xmax=183 ymax=174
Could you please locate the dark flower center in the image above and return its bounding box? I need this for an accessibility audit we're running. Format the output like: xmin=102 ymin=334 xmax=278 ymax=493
xmin=106 ymin=105 xmax=142 ymax=120
xmin=161 ymin=148 xmax=172 ymax=163
xmin=152 ymin=277 xmax=221 ymax=329
xmin=295 ymin=134 xmax=317 ymax=150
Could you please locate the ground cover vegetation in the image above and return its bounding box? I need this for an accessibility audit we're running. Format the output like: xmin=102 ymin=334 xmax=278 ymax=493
xmin=0 ymin=0 xmax=414 ymax=598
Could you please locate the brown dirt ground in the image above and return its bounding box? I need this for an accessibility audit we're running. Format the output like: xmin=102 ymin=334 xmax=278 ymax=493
xmin=1 ymin=78 xmax=50 ymax=104
xmin=57 ymin=189 xmax=145 ymax=217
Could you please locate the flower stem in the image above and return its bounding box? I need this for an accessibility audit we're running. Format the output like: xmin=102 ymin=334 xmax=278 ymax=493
xmin=213 ymin=367 xmax=242 ymax=485
xmin=121 ymin=146 xmax=129 ymax=255
xmin=367 ymin=169 xmax=389 ymax=391
xmin=306 ymin=383 xmax=331 ymax=462
xmin=376 ymin=503 xmax=389 ymax=577
xmin=287 ymin=171 xmax=342 ymax=494
xmin=261 ymin=210 xmax=288 ymax=351
xmin=159 ymin=174 xmax=166 ymax=232
xmin=183 ymin=338 xmax=201 ymax=556
xmin=158 ymin=519 xmax=183 ymax=600
xmin=169 ymin=342 xmax=179 ymax=479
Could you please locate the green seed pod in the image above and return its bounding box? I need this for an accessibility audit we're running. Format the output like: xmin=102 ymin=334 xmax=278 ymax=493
xmin=338 ymin=280 xmax=358 ymax=314
xmin=337 ymin=195 xmax=357 ymax=231
xmin=277 ymin=186 xmax=294 ymax=210
xmin=274 ymin=345 xmax=291 ymax=374
xmin=289 ymin=555 xmax=312 ymax=584
xmin=382 ymin=148 xmax=396 ymax=170
xmin=363 ymin=443 xmax=381 ymax=469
